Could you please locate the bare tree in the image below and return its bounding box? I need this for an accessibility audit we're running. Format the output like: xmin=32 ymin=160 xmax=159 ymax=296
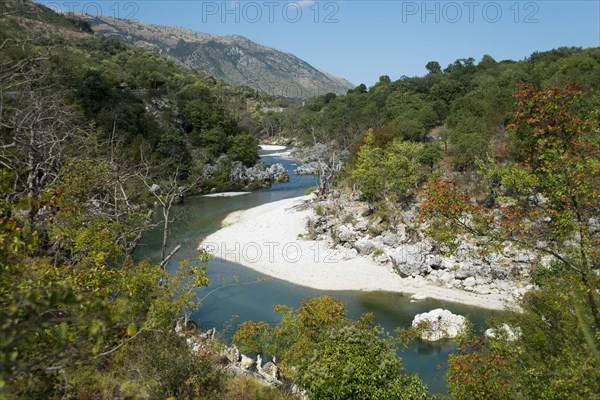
xmin=0 ymin=56 xmax=78 ymax=221
xmin=138 ymin=155 xmax=199 ymax=269
xmin=304 ymin=118 xmax=351 ymax=199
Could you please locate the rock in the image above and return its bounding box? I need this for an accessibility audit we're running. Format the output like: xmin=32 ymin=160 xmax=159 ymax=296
xmin=412 ymin=309 xmax=467 ymax=341
xmin=485 ymin=323 xmax=521 ymax=341
xmin=411 ymin=292 xmax=428 ymax=301
xmin=198 ymin=327 xmax=216 ymax=340
xmin=353 ymin=238 xmax=374 ymax=255
xmin=440 ymin=271 xmax=454 ymax=284
xmin=268 ymin=163 xmax=289 ymax=182
xmin=454 ymin=267 xmax=474 ymax=280
xmin=221 ymin=345 xmax=240 ymax=363
xmin=426 ymin=254 xmax=443 ymax=269
xmin=294 ymin=161 xmax=321 ymax=175
xmin=382 ymin=233 xmax=400 ymax=247
xmin=375 ymin=254 xmax=389 ymax=264
xmin=336 ymin=225 xmax=355 ymax=243
xmin=354 ymin=219 xmax=368 ymax=232
xmin=389 ymin=244 xmax=428 ymax=278
xmin=463 ymin=276 xmax=476 ymax=287
xmin=256 ymin=355 xmax=280 ymax=382
xmin=240 ymin=354 xmax=256 ymax=370
xmin=186 ymin=337 xmax=202 ymax=353
xmin=262 ymin=362 xmax=279 ymax=380
xmin=473 ymin=284 xmax=491 ymax=295
xmin=495 ymin=280 xmax=513 ymax=291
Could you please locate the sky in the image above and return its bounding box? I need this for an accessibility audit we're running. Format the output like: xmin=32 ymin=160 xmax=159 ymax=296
xmin=40 ymin=1 xmax=600 ymax=86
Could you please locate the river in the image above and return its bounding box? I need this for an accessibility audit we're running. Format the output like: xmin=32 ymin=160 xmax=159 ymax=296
xmin=136 ymin=151 xmax=502 ymax=394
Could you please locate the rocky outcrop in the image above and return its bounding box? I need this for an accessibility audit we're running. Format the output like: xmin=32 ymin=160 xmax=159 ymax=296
xmin=305 ymin=190 xmax=537 ymax=301
xmin=179 ymin=327 xmax=290 ymax=391
xmin=291 ymin=145 xmax=350 ymax=176
xmin=412 ymin=309 xmax=467 ymax=341
xmin=202 ymin=155 xmax=289 ymax=189
xmin=294 ymin=161 xmax=322 ymax=175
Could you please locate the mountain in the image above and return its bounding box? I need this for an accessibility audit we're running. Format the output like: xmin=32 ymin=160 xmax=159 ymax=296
xmin=77 ymin=14 xmax=354 ymax=98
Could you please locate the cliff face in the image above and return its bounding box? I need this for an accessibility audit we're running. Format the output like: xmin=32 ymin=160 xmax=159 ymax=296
xmin=78 ymin=14 xmax=354 ymax=98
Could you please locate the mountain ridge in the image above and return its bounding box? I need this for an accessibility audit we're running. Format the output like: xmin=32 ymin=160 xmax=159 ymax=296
xmin=77 ymin=14 xmax=354 ymax=98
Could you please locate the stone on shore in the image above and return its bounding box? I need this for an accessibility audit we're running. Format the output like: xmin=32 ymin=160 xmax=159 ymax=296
xmin=412 ymin=308 xmax=467 ymax=341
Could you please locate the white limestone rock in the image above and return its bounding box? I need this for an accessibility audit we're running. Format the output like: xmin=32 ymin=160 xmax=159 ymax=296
xmin=412 ymin=308 xmax=467 ymax=341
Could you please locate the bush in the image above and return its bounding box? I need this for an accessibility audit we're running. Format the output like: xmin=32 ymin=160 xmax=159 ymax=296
xmin=121 ymin=331 xmax=226 ymax=399
xmin=296 ymin=319 xmax=429 ymax=400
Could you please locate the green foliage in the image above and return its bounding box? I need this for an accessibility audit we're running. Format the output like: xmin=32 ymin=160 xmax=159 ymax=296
xmin=227 ymin=133 xmax=259 ymax=166
xmin=297 ymin=319 xmax=429 ymax=400
xmin=446 ymin=337 xmax=515 ymax=400
xmin=224 ymin=376 xmax=295 ymax=400
xmin=421 ymin=85 xmax=600 ymax=399
xmin=120 ymin=331 xmax=226 ymax=399
xmin=350 ymin=131 xmax=433 ymax=203
xmin=234 ymin=296 xmax=429 ymax=399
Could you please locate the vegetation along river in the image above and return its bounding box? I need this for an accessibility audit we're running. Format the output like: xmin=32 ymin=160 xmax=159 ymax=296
xmin=136 ymin=150 xmax=503 ymax=394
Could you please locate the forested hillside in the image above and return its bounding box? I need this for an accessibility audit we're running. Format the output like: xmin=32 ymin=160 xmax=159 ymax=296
xmin=78 ymin=13 xmax=354 ymax=98
xmin=275 ymin=47 xmax=599 ymax=172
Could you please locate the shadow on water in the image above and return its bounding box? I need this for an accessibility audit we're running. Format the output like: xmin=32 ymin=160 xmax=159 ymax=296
xmin=135 ymin=151 xmax=505 ymax=395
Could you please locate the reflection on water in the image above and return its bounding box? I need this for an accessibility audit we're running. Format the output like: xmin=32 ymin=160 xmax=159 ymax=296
xmin=136 ymin=152 xmax=502 ymax=394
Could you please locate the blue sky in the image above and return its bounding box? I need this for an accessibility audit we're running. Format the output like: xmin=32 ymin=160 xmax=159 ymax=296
xmin=42 ymin=1 xmax=600 ymax=86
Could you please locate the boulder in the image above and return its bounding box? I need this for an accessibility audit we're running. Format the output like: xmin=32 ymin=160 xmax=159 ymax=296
xmin=389 ymin=244 xmax=428 ymax=277
xmin=382 ymin=233 xmax=400 ymax=247
xmin=261 ymin=362 xmax=279 ymax=380
xmin=221 ymin=345 xmax=241 ymax=363
xmin=354 ymin=219 xmax=368 ymax=232
xmin=295 ymin=161 xmax=320 ymax=175
xmin=149 ymin=183 xmax=160 ymax=194
xmin=412 ymin=309 xmax=467 ymax=341
xmin=336 ymin=225 xmax=355 ymax=243
xmin=426 ymin=254 xmax=444 ymax=269
xmin=240 ymin=354 xmax=256 ymax=370
xmin=463 ymin=276 xmax=476 ymax=287
xmin=353 ymin=238 xmax=374 ymax=255
xmin=268 ymin=163 xmax=289 ymax=182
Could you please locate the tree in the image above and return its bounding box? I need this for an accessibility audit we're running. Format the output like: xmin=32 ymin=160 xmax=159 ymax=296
xmin=227 ymin=133 xmax=259 ymax=166
xmin=350 ymin=131 xmax=424 ymax=204
xmin=420 ymin=84 xmax=599 ymax=397
xmin=139 ymin=158 xmax=197 ymax=268
xmin=297 ymin=319 xmax=429 ymax=400
xmin=425 ymin=61 xmax=442 ymax=74
xmin=0 ymin=81 xmax=78 ymax=222
xmin=233 ymin=296 xmax=429 ymax=399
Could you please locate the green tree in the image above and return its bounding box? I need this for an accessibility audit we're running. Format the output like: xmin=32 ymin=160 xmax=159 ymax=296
xmin=297 ymin=319 xmax=429 ymax=400
xmin=227 ymin=133 xmax=259 ymax=166
xmin=350 ymin=131 xmax=424 ymax=204
xmin=234 ymin=296 xmax=429 ymax=399
xmin=425 ymin=61 xmax=442 ymax=74
xmin=421 ymin=85 xmax=600 ymax=398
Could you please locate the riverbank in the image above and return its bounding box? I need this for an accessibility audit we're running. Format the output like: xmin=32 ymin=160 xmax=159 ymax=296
xmin=199 ymin=195 xmax=513 ymax=310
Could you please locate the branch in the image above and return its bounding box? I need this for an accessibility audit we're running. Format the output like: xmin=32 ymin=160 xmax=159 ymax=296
xmin=159 ymin=244 xmax=181 ymax=269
